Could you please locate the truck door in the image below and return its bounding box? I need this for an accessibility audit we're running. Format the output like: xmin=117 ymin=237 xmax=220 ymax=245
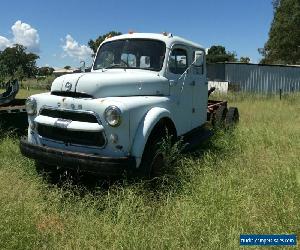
xmin=166 ymin=46 xmax=193 ymax=134
xmin=190 ymin=50 xmax=208 ymax=128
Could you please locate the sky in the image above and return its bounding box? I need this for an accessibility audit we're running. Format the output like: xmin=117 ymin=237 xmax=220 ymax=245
xmin=0 ymin=0 xmax=274 ymax=68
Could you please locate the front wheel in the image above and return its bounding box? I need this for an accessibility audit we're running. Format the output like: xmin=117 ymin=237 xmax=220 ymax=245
xmin=138 ymin=127 xmax=167 ymax=179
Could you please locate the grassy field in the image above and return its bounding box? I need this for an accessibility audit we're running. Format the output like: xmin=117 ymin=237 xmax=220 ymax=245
xmin=0 ymin=88 xmax=45 ymax=99
xmin=0 ymin=93 xmax=299 ymax=249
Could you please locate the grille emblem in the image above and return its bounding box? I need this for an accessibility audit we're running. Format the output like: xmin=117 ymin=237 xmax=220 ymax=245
xmin=54 ymin=118 xmax=72 ymax=129
xmin=65 ymin=82 xmax=72 ymax=91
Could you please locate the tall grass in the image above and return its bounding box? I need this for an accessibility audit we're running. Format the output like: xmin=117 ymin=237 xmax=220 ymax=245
xmin=0 ymin=88 xmax=45 ymax=100
xmin=0 ymin=93 xmax=299 ymax=249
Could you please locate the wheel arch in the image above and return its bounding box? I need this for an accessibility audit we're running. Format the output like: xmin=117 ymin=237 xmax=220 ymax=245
xmin=130 ymin=107 xmax=177 ymax=167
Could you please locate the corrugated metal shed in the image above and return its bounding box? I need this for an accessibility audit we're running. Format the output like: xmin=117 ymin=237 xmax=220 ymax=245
xmin=207 ymin=63 xmax=300 ymax=93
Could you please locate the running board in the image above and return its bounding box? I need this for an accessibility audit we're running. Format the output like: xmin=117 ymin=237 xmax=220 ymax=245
xmin=182 ymin=128 xmax=214 ymax=152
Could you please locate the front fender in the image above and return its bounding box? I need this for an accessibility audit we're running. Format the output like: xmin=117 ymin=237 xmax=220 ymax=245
xmin=130 ymin=107 xmax=172 ymax=168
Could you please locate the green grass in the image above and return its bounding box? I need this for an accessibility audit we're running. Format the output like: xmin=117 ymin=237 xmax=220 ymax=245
xmin=0 ymin=93 xmax=299 ymax=249
xmin=16 ymin=88 xmax=46 ymax=99
xmin=0 ymin=88 xmax=45 ymax=99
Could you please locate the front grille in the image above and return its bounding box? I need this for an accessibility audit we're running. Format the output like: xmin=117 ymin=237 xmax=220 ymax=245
xmin=38 ymin=108 xmax=105 ymax=147
xmin=40 ymin=108 xmax=98 ymax=123
xmin=38 ymin=124 xmax=105 ymax=147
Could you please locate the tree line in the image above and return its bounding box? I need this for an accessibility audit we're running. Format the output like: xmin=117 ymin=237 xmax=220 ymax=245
xmin=0 ymin=44 xmax=54 ymax=83
xmin=260 ymin=0 xmax=300 ymax=64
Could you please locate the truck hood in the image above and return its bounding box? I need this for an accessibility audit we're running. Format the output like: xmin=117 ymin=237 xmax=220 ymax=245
xmin=51 ymin=70 xmax=169 ymax=98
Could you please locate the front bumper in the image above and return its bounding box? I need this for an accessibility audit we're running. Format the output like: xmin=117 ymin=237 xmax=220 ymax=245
xmin=20 ymin=137 xmax=136 ymax=177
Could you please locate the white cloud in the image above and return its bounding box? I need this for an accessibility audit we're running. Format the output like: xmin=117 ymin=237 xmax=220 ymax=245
xmin=12 ymin=20 xmax=40 ymax=53
xmin=0 ymin=36 xmax=11 ymax=50
xmin=62 ymin=34 xmax=92 ymax=60
xmin=0 ymin=20 xmax=40 ymax=53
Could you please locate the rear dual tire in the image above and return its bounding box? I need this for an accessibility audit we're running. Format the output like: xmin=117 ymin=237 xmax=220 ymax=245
xmin=213 ymin=105 xmax=227 ymax=128
xmin=213 ymin=106 xmax=239 ymax=128
xmin=225 ymin=107 xmax=239 ymax=127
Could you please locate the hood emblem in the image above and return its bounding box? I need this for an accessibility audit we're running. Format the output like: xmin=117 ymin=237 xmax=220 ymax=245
xmin=65 ymin=82 xmax=72 ymax=91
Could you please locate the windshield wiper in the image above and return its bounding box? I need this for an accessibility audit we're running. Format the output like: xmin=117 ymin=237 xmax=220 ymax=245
xmin=102 ymin=63 xmax=126 ymax=70
xmin=140 ymin=67 xmax=158 ymax=71
xmin=100 ymin=64 xmax=158 ymax=72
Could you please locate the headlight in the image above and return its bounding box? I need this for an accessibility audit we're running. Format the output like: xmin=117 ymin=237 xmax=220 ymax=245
xmin=104 ymin=106 xmax=122 ymax=127
xmin=25 ymin=97 xmax=37 ymax=115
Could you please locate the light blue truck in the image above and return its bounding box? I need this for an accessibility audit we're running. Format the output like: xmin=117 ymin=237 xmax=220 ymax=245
xmin=20 ymin=33 xmax=239 ymax=178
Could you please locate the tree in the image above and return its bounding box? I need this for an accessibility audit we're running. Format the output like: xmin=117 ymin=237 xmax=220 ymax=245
xmin=260 ymin=0 xmax=300 ymax=64
xmin=64 ymin=65 xmax=71 ymax=70
xmin=15 ymin=66 xmax=25 ymax=82
xmin=0 ymin=63 xmax=9 ymax=83
xmin=240 ymin=57 xmax=251 ymax=63
xmin=88 ymin=31 xmax=122 ymax=55
xmin=206 ymin=45 xmax=237 ymax=63
xmin=272 ymin=0 xmax=281 ymax=10
xmin=37 ymin=66 xmax=54 ymax=76
xmin=0 ymin=44 xmax=39 ymax=79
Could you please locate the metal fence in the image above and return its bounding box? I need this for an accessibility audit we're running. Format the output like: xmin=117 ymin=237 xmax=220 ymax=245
xmin=207 ymin=63 xmax=300 ymax=93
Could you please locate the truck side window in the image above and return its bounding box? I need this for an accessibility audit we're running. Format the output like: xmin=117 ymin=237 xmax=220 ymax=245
xmin=169 ymin=48 xmax=187 ymax=74
xmin=193 ymin=50 xmax=204 ymax=75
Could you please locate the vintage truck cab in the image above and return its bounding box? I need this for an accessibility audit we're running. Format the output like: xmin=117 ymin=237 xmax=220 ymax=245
xmin=20 ymin=33 xmax=233 ymax=177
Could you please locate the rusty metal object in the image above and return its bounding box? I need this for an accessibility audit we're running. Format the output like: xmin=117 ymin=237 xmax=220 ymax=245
xmin=0 ymin=80 xmax=19 ymax=106
xmin=208 ymin=87 xmax=216 ymax=97
xmin=0 ymin=80 xmax=27 ymax=134
xmin=206 ymin=99 xmax=228 ymax=126
xmin=207 ymin=100 xmax=227 ymax=112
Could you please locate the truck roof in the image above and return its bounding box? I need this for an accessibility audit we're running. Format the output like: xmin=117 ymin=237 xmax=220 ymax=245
xmin=103 ymin=33 xmax=205 ymax=50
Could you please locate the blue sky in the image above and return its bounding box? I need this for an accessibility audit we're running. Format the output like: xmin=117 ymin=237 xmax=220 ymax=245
xmin=0 ymin=0 xmax=274 ymax=68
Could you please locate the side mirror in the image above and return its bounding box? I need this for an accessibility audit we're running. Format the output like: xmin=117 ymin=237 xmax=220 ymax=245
xmin=80 ymin=60 xmax=86 ymax=73
xmin=194 ymin=51 xmax=204 ymax=67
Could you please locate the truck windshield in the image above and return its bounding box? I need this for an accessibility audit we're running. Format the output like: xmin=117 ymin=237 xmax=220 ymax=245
xmin=93 ymin=39 xmax=166 ymax=71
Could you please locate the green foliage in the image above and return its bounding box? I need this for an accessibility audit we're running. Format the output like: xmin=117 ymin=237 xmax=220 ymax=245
xmin=239 ymin=57 xmax=250 ymax=63
xmin=37 ymin=67 xmax=54 ymax=76
xmin=88 ymin=31 xmax=122 ymax=54
xmin=64 ymin=65 xmax=71 ymax=70
xmin=0 ymin=44 xmax=39 ymax=80
xmin=260 ymin=0 xmax=300 ymax=64
xmin=15 ymin=66 xmax=25 ymax=82
xmin=0 ymin=63 xmax=9 ymax=82
xmin=0 ymin=93 xmax=299 ymax=249
xmin=158 ymin=132 xmax=186 ymax=176
xmin=272 ymin=0 xmax=281 ymax=10
xmin=206 ymin=45 xmax=237 ymax=63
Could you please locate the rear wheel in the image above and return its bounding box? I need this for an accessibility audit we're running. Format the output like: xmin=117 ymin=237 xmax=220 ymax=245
xmin=213 ymin=105 xmax=228 ymax=128
xmin=225 ymin=107 xmax=239 ymax=127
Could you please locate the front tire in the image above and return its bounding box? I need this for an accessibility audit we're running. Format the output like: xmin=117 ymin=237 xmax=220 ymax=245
xmin=138 ymin=126 xmax=167 ymax=179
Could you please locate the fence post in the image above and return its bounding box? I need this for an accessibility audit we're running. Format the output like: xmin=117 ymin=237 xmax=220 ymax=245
xmin=279 ymin=88 xmax=282 ymax=100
